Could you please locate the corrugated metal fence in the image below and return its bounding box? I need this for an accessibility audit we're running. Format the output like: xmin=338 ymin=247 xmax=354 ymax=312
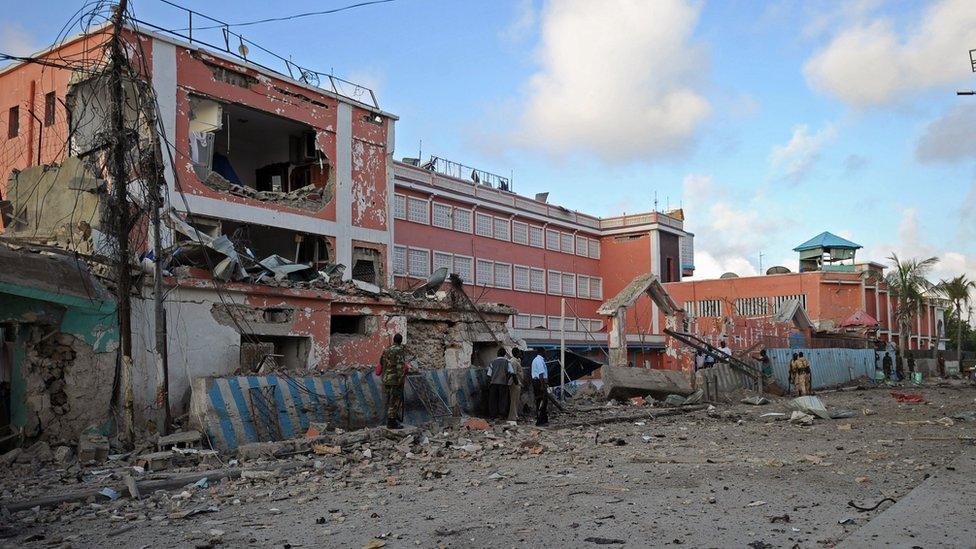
xmin=767 ymin=348 xmax=875 ymax=390
xmin=698 ymin=348 xmax=877 ymax=398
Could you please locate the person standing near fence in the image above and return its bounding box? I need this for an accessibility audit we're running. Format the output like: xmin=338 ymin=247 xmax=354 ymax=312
xmin=794 ymin=352 xmax=812 ymax=396
xmin=788 ymin=353 xmax=799 ymax=395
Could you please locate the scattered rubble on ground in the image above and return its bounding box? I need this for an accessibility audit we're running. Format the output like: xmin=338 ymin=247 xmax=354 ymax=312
xmin=1 ymin=381 xmax=974 ymax=547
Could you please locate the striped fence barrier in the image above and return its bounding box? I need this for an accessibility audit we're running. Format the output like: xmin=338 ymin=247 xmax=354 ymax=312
xmin=190 ymin=368 xmax=489 ymax=451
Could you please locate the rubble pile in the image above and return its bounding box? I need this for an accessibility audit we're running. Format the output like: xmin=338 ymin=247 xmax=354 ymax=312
xmin=2 ymin=384 xmax=974 ymax=547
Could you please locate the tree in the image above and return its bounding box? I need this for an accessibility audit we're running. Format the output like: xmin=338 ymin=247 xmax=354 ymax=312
xmin=944 ymin=305 xmax=976 ymax=354
xmin=885 ymin=254 xmax=938 ymax=354
xmin=937 ymin=275 xmax=976 ymax=359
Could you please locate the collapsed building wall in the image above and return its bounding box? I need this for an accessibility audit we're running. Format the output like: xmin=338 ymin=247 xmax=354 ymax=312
xmin=0 ymin=245 xmax=118 ymax=444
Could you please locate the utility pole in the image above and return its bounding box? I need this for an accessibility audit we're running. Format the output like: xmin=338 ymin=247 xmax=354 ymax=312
xmin=109 ymin=0 xmax=134 ymax=442
xmin=758 ymin=251 xmax=765 ymax=274
xmin=151 ymin=152 xmax=171 ymax=434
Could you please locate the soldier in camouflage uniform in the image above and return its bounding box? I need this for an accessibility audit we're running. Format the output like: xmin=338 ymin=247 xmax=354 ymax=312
xmin=379 ymin=333 xmax=407 ymax=429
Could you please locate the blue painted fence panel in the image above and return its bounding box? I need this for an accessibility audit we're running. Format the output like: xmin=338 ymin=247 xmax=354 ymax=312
xmin=200 ymin=368 xmax=489 ymax=451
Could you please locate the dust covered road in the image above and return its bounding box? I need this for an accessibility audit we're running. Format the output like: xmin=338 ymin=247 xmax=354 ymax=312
xmin=2 ymin=383 xmax=974 ymax=548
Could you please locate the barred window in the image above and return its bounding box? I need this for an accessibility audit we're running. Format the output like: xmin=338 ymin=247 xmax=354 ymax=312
xmin=529 ymin=226 xmax=544 ymax=248
xmin=772 ymin=294 xmax=807 ymax=311
xmin=563 ymin=317 xmax=577 ymax=332
xmin=562 ymin=273 xmax=576 ymax=296
xmin=548 ymin=316 xmax=562 ymax=331
xmin=393 ymin=194 xmax=406 ymax=220
xmin=475 ymin=213 xmax=493 ymax=237
xmin=512 ymin=221 xmax=529 ymax=245
xmin=494 ymin=262 xmax=512 ymax=288
xmin=407 ymin=197 xmax=429 ymax=224
xmin=590 ymin=277 xmax=603 ymax=300
xmin=393 ymin=245 xmax=406 ymax=274
xmin=561 ymin=233 xmax=574 ymax=254
xmin=697 ymin=299 xmax=722 ymax=317
xmin=530 ymin=268 xmax=545 ymax=293
xmin=408 ymin=248 xmax=430 ymax=278
xmin=453 ymin=255 xmax=473 ymax=283
xmin=588 ymin=239 xmax=600 ymax=259
xmin=577 ymin=276 xmax=590 ymax=299
xmin=432 ymin=203 xmax=452 ymax=229
xmin=476 ymin=259 xmax=494 ymax=286
xmin=546 ymin=229 xmax=560 ymax=251
xmin=514 ymin=265 xmax=531 ymax=290
xmin=735 ymin=297 xmax=769 ymax=317
xmin=591 ymin=319 xmax=604 ymax=331
xmin=576 ymin=235 xmax=588 ymax=257
xmin=530 ymin=315 xmax=546 ymax=329
xmin=514 ymin=314 xmax=531 ymax=329
xmin=454 ymin=208 xmax=472 ymax=232
xmin=683 ymin=301 xmax=696 ymax=319
xmin=547 ymin=270 xmax=561 ymax=294
xmin=493 ymin=217 xmax=510 ymax=241
xmin=433 ymin=251 xmax=452 ymax=272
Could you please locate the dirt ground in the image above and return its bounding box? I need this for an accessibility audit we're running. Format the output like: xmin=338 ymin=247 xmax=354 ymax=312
xmin=2 ymin=381 xmax=975 ymax=548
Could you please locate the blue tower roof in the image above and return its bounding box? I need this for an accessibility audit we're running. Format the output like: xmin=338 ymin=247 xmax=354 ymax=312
xmin=793 ymin=231 xmax=862 ymax=252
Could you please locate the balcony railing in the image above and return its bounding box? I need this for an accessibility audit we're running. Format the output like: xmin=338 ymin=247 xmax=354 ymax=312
xmin=132 ymin=1 xmax=378 ymax=109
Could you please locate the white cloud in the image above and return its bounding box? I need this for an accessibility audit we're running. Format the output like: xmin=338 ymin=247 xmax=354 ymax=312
xmin=804 ymin=0 xmax=976 ymax=107
xmin=0 ymin=22 xmax=37 ymax=59
xmin=915 ymin=104 xmax=976 ymax=163
xmin=860 ymin=208 xmax=976 ymax=285
xmin=681 ymin=174 xmax=786 ymax=279
xmin=768 ymin=123 xmax=835 ymax=183
xmin=499 ymin=0 xmax=537 ymax=45
xmin=512 ymin=0 xmax=710 ymax=162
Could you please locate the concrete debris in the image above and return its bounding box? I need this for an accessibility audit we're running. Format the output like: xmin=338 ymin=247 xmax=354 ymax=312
xmin=1 ymin=386 xmax=973 ymax=547
xmin=789 ymin=411 xmax=815 ymax=426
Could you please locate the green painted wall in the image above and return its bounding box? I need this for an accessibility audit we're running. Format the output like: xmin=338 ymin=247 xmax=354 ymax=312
xmin=0 ymin=287 xmax=117 ymax=431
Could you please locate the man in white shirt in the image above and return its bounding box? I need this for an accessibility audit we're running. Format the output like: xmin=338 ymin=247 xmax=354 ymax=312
xmin=718 ymin=340 xmax=733 ymax=361
xmin=530 ymin=349 xmax=549 ymax=426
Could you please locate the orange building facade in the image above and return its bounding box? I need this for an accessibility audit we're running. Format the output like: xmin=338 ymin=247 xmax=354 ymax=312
xmin=665 ymin=264 xmax=947 ymax=354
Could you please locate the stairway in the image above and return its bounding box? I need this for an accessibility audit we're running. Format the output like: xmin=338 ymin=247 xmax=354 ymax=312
xmin=664 ymin=329 xmax=762 ymax=378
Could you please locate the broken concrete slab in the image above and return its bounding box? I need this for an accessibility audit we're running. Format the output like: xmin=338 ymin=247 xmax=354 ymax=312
xmin=601 ymin=364 xmax=693 ymax=401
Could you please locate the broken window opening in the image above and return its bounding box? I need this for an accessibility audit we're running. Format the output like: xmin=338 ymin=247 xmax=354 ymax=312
xmin=331 ymin=314 xmax=368 ymax=335
xmin=351 ymin=246 xmax=383 ymax=285
xmin=239 ymin=335 xmax=310 ymax=374
xmin=216 ymin=219 xmax=333 ymax=269
xmin=189 ymin=97 xmax=334 ymax=207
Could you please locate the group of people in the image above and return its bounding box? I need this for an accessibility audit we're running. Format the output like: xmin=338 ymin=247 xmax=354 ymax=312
xmin=878 ymin=351 xmax=922 ymax=382
xmin=788 ymin=352 xmax=813 ymax=396
xmin=377 ymin=335 xmax=552 ymax=430
xmin=486 ymin=347 xmax=551 ymax=426
xmin=693 ymin=339 xmax=733 ymax=371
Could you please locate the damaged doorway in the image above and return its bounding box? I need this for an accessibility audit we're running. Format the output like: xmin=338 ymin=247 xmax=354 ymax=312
xmin=239 ymin=335 xmax=311 ymax=375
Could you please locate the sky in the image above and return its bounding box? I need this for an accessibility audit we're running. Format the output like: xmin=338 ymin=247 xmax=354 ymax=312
xmin=3 ymin=0 xmax=976 ymax=282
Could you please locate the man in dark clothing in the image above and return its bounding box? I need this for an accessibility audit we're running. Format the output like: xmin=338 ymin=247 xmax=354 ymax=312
xmin=486 ymin=347 xmax=514 ymax=420
xmin=882 ymin=352 xmax=893 ymax=380
xmin=937 ymin=352 xmax=946 ymax=378
xmin=377 ymin=333 xmax=408 ymax=429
